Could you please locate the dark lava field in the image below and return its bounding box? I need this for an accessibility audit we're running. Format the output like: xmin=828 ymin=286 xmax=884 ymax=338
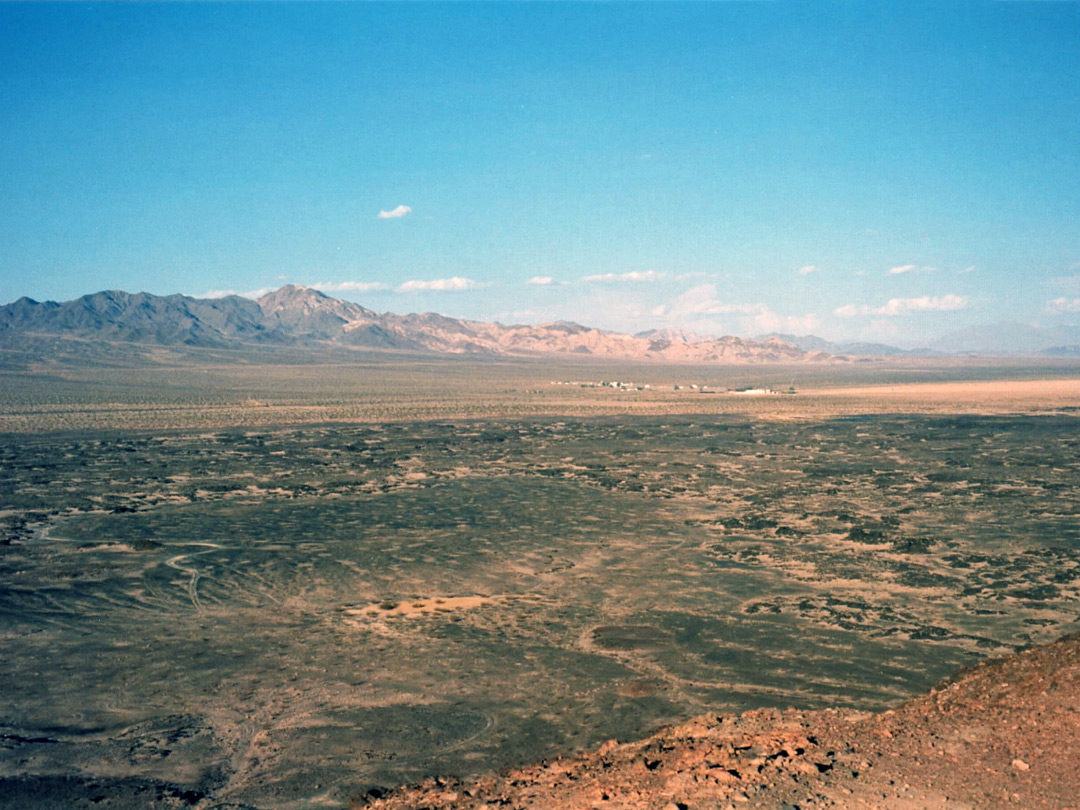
xmin=2 ymin=415 xmax=1079 ymax=809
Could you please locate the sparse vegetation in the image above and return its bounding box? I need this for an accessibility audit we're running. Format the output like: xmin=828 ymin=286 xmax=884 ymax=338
xmin=2 ymin=356 xmax=1080 ymax=808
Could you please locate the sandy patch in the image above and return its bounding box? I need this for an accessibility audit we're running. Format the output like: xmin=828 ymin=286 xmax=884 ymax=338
xmin=74 ymin=542 xmax=143 ymax=553
xmin=809 ymin=377 xmax=1080 ymax=404
xmin=345 ymin=595 xmax=506 ymax=618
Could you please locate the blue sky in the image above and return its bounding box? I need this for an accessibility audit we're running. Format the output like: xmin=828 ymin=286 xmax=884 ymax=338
xmin=2 ymin=2 xmax=1079 ymax=345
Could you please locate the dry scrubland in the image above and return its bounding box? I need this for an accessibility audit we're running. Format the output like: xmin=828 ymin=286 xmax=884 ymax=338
xmin=2 ymin=350 xmax=1080 ymax=433
xmin=2 ymin=351 xmax=1080 ymax=810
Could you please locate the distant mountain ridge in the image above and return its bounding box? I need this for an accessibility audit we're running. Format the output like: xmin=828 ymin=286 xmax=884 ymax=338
xmin=758 ymin=332 xmax=938 ymax=357
xmin=761 ymin=327 xmax=1080 ymax=358
xmin=0 ymin=290 xmax=271 ymax=347
xmin=1 ymin=285 xmax=834 ymax=364
xmin=927 ymin=322 xmax=1080 ymax=356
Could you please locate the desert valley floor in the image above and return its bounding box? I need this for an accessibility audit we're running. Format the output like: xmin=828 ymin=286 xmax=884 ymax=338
xmin=1 ymin=357 xmax=1079 ymax=809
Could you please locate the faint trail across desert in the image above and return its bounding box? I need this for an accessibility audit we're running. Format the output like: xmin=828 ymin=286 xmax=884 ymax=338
xmin=163 ymin=542 xmax=223 ymax=613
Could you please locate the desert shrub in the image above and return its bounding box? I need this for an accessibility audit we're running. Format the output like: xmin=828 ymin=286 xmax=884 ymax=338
xmin=1008 ymin=584 xmax=1060 ymax=601
xmin=891 ymin=536 xmax=936 ymax=554
xmin=742 ymin=515 xmax=778 ymax=530
xmin=910 ymin=625 xmax=950 ymax=640
xmin=847 ymin=525 xmax=887 ymax=543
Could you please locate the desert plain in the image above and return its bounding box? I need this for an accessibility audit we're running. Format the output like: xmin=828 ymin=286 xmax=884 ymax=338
xmin=2 ymin=352 xmax=1079 ymax=810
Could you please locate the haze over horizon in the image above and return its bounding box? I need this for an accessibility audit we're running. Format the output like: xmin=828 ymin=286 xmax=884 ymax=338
xmin=2 ymin=2 xmax=1079 ymax=348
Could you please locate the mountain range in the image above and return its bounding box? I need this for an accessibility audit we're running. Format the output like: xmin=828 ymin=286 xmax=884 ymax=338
xmin=757 ymin=333 xmax=938 ymax=357
xmin=7 ymin=286 xmax=1077 ymax=363
xmin=761 ymin=327 xmax=1080 ymax=358
xmin=0 ymin=286 xmax=831 ymax=364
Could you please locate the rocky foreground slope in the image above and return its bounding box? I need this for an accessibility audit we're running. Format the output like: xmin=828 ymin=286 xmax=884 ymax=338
xmin=363 ymin=633 xmax=1080 ymax=810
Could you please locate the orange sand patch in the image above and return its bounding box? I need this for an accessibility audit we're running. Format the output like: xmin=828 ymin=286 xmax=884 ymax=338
xmin=346 ymin=595 xmax=502 ymax=618
xmin=809 ymin=378 xmax=1080 ymax=405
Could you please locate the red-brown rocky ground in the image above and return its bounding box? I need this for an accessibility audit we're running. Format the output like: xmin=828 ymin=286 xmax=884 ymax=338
xmin=360 ymin=633 xmax=1079 ymax=810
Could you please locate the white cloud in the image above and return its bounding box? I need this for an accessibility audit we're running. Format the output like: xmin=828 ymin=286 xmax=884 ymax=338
xmin=396 ymin=276 xmax=487 ymax=293
xmin=527 ymin=276 xmax=554 ymax=286
xmin=377 ymin=204 xmax=412 ymax=219
xmin=201 ymin=287 xmax=275 ymax=300
xmin=655 ymin=284 xmax=765 ymax=318
xmin=311 ymin=281 xmax=389 ymax=293
xmin=958 ymin=265 xmax=976 ymax=275
xmin=581 ymin=270 xmax=665 ymax=283
xmin=494 ymin=308 xmax=542 ymax=322
xmin=798 ymin=265 xmax=819 ymax=276
xmin=652 ymin=284 xmax=820 ymax=338
xmin=1046 ymin=297 xmax=1080 ymax=314
xmin=888 ymin=264 xmax=936 ymax=275
xmin=835 ymin=294 xmax=968 ymax=317
xmin=884 ymin=294 xmax=966 ymax=314
xmin=752 ymin=310 xmax=822 ymax=334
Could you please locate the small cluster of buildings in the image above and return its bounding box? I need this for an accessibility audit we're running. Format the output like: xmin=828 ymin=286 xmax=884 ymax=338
xmin=548 ymin=381 xmax=797 ymax=395
xmin=550 ymin=380 xmax=652 ymax=390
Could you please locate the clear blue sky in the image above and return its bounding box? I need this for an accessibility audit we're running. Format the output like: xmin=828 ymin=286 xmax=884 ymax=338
xmin=2 ymin=1 xmax=1079 ymax=345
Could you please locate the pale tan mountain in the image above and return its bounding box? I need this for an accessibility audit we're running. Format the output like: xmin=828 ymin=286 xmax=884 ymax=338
xmin=254 ymin=286 xmax=831 ymax=362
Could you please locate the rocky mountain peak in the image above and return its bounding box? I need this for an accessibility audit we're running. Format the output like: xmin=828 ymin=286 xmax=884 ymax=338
xmin=256 ymin=284 xmax=333 ymax=314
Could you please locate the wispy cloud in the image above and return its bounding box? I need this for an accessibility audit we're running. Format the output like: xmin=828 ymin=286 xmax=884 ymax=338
xmin=527 ymin=276 xmax=554 ymax=286
xmin=888 ymin=264 xmax=936 ymax=275
xmin=397 ymin=276 xmax=487 ymax=293
xmin=652 ymin=284 xmax=763 ymax=318
xmin=835 ymin=294 xmax=968 ymax=317
xmin=581 ymin=270 xmax=665 ymax=283
xmin=201 ymin=287 xmax=275 ymax=300
xmin=1046 ymin=297 xmax=1080 ymax=314
xmin=763 ymin=311 xmax=821 ymax=335
xmin=377 ymin=204 xmax=412 ymax=220
xmin=958 ymin=265 xmax=976 ymax=275
xmin=311 ymin=281 xmax=389 ymax=293
xmin=798 ymin=265 xmax=819 ymax=276
xmin=888 ymin=294 xmax=967 ymax=313
xmin=652 ymin=284 xmax=819 ymax=335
